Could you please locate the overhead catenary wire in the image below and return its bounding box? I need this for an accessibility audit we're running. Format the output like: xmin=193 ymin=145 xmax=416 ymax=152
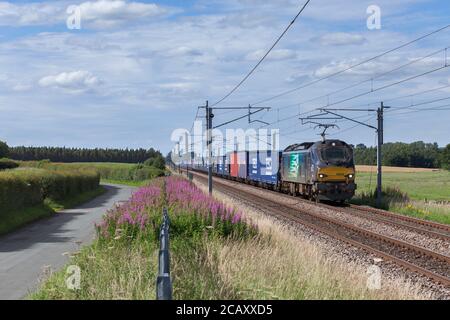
xmin=210 ymin=0 xmax=311 ymax=107
xmin=349 ymin=83 xmax=450 ymax=109
xmin=251 ymin=24 xmax=450 ymax=107
xmin=257 ymin=65 xmax=449 ymax=130
xmin=274 ymin=46 xmax=449 ymax=113
xmin=184 ymin=22 xmax=450 ymax=156
xmin=387 ymin=102 xmax=450 ymax=116
xmin=386 ymin=95 xmax=450 ymax=113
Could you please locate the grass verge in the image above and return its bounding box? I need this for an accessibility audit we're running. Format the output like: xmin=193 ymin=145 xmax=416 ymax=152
xmin=101 ymin=179 xmax=150 ymax=187
xmin=390 ymin=201 xmax=450 ymax=225
xmin=32 ymin=176 xmax=430 ymax=300
xmin=351 ymin=186 xmax=450 ymax=225
xmin=45 ymin=186 xmax=106 ymax=211
xmin=0 ymin=186 xmax=106 ymax=236
xmin=354 ymin=170 xmax=449 ymax=201
xmin=0 ymin=204 xmax=54 ymax=236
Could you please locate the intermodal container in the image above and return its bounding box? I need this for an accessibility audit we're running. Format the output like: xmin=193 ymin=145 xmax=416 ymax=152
xmin=224 ymin=154 xmax=230 ymax=177
xmin=248 ymin=151 xmax=280 ymax=184
xmin=230 ymin=152 xmax=238 ymax=177
xmin=237 ymin=151 xmax=248 ymax=179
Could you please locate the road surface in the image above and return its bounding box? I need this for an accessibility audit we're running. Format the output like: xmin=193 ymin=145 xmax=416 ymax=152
xmin=0 ymin=183 xmax=136 ymax=300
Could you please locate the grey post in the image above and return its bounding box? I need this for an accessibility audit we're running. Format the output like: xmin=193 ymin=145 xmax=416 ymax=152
xmin=376 ymin=102 xmax=388 ymax=208
xmin=206 ymin=100 xmax=213 ymax=194
xmin=156 ymin=208 xmax=172 ymax=300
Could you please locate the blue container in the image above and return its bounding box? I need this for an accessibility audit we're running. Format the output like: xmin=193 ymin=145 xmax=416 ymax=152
xmin=237 ymin=151 xmax=249 ymax=179
xmin=217 ymin=156 xmax=225 ymax=175
xmin=223 ymin=155 xmax=229 ymax=177
xmin=248 ymin=150 xmax=280 ymax=185
xmin=225 ymin=153 xmax=231 ymax=177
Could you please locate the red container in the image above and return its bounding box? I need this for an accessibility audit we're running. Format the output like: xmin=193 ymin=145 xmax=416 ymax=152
xmin=230 ymin=151 xmax=239 ymax=177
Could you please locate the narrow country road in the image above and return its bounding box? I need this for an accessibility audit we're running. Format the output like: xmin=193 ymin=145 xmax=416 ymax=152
xmin=0 ymin=183 xmax=136 ymax=300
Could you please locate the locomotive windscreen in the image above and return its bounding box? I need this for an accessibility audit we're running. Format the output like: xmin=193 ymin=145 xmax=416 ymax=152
xmin=318 ymin=146 xmax=353 ymax=166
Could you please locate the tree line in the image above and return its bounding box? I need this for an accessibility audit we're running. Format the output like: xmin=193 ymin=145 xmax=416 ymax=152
xmin=353 ymin=141 xmax=450 ymax=169
xmin=2 ymin=140 xmax=448 ymax=170
xmin=0 ymin=141 xmax=165 ymax=169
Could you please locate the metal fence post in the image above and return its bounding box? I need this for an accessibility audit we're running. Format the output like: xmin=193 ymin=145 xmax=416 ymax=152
xmin=156 ymin=208 xmax=172 ymax=300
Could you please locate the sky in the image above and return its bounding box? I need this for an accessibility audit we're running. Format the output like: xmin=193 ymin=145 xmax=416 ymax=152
xmin=0 ymin=0 xmax=449 ymax=154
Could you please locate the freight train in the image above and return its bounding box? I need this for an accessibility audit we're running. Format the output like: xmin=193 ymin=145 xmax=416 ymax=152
xmin=179 ymin=139 xmax=356 ymax=203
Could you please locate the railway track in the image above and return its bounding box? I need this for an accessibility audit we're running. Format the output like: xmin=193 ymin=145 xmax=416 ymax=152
xmin=348 ymin=204 xmax=450 ymax=236
xmin=305 ymin=199 xmax=450 ymax=242
xmin=188 ymin=171 xmax=450 ymax=287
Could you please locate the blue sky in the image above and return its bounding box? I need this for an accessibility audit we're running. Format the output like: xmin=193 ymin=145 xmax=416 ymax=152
xmin=0 ymin=0 xmax=449 ymax=154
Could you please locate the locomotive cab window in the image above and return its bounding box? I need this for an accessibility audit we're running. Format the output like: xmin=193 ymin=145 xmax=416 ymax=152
xmin=319 ymin=146 xmax=353 ymax=166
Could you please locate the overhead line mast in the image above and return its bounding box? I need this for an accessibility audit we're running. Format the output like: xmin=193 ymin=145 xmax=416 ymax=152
xmin=200 ymin=101 xmax=270 ymax=194
xmin=300 ymin=103 xmax=390 ymax=207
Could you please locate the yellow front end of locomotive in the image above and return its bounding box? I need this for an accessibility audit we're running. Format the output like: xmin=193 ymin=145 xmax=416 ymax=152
xmin=317 ymin=167 xmax=355 ymax=182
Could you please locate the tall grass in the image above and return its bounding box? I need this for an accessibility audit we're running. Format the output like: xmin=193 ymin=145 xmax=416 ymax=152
xmin=32 ymin=176 xmax=430 ymax=300
xmin=18 ymin=160 xmax=165 ymax=182
xmin=351 ymin=186 xmax=450 ymax=225
xmin=32 ymin=176 xmax=255 ymax=300
xmin=202 ymin=183 xmax=432 ymax=300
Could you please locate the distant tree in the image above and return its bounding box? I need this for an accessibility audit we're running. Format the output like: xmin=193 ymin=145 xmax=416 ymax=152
xmin=0 ymin=140 xmax=9 ymax=158
xmin=356 ymin=143 xmax=367 ymax=149
xmin=144 ymin=153 xmax=166 ymax=170
xmin=441 ymin=144 xmax=450 ymax=170
xmin=8 ymin=146 xmax=164 ymax=164
xmin=353 ymin=141 xmax=444 ymax=168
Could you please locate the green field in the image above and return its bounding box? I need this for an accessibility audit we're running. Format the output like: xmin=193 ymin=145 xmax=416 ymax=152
xmin=17 ymin=161 xmax=165 ymax=182
xmin=355 ymin=170 xmax=450 ymax=201
xmin=353 ymin=169 xmax=449 ymax=224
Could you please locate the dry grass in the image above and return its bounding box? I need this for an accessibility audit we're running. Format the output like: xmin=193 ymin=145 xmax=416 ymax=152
xmin=30 ymin=241 xmax=158 ymax=300
xmin=194 ymin=179 xmax=433 ymax=300
xmin=356 ymin=165 xmax=440 ymax=173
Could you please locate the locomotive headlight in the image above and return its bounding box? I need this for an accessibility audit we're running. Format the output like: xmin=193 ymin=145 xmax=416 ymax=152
xmin=348 ymin=174 xmax=354 ymax=179
xmin=319 ymin=174 xmax=325 ymax=178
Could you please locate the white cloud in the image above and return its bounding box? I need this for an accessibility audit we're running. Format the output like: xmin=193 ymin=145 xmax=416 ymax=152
xmin=159 ymin=82 xmax=198 ymax=95
xmin=164 ymin=46 xmax=203 ymax=57
xmin=0 ymin=1 xmax=173 ymax=28
xmin=12 ymin=83 xmax=32 ymax=92
xmin=1 ymin=0 xmax=448 ymax=150
xmin=0 ymin=1 xmax=62 ymax=26
xmin=314 ymin=54 xmax=446 ymax=79
xmin=78 ymin=0 xmax=170 ymax=28
xmin=39 ymin=71 xmax=100 ymax=93
xmin=316 ymin=33 xmax=366 ymax=46
xmin=246 ymin=49 xmax=297 ymax=61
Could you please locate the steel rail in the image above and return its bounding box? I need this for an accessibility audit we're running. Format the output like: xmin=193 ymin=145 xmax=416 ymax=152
xmin=189 ymin=171 xmax=450 ymax=287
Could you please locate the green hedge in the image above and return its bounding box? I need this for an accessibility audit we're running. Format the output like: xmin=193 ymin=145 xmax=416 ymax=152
xmin=17 ymin=161 xmax=164 ymax=182
xmin=95 ymin=165 xmax=164 ymax=181
xmin=0 ymin=168 xmax=100 ymax=215
xmin=0 ymin=158 xmax=19 ymax=170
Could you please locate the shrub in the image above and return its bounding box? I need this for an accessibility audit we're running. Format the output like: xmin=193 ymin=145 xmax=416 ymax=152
xmin=352 ymin=186 xmax=409 ymax=209
xmin=0 ymin=168 xmax=100 ymax=215
xmin=0 ymin=141 xmax=8 ymax=158
xmin=96 ymin=176 xmax=256 ymax=242
xmin=0 ymin=158 xmax=19 ymax=170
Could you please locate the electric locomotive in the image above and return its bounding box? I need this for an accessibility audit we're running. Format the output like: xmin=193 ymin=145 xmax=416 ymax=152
xmin=280 ymin=139 xmax=356 ymax=202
